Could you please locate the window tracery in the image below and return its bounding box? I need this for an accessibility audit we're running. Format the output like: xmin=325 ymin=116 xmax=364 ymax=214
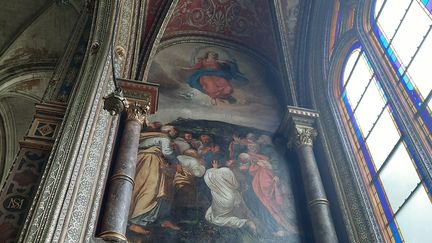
xmin=335 ymin=1 xmax=432 ymax=241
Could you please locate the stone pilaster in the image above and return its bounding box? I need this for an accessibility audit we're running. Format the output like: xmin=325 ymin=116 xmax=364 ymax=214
xmin=281 ymin=106 xmax=338 ymax=243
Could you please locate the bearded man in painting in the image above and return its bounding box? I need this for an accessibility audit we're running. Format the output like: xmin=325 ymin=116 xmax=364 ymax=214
xmin=128 ymin=125 xmax=182 ymax=235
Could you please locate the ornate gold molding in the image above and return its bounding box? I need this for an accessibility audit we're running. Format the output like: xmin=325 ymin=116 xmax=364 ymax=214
xmin=125 ymin=101 xmax=150 ymax=125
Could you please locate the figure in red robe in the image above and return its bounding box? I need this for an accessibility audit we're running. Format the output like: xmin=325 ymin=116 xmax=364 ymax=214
xmin=181 ymin=51 xmax=248 ymax=105
xmin=238 ymin=151 xmax=295 ymax=236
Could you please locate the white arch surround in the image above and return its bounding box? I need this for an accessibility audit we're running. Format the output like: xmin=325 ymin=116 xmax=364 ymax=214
xmin=0 ymin=70 xmax=52 ymax=183
xmin=0 ymin=102 xmax=16 ymax=183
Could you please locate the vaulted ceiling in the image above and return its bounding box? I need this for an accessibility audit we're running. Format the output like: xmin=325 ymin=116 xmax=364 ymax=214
xmin=162 ymin=0 xmax=280 ymax=61
xmin=0 ymin=0 xmax=303 ymax=179
xmin=140 ymin=0 xmax=301 ymax=67
xmin=0 ymin=0 xmax=83 ymax=60
xmin=0 ymin=0 xmax=52 ymax=55
xmin=0 ymin=0 xmax=83 ymax=181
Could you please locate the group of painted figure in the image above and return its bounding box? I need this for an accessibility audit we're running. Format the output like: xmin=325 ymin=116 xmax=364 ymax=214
xmin=127 ymin=122 xmax=298 ymax=239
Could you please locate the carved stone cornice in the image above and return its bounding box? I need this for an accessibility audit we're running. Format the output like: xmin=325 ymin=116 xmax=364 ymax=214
xmin=125 ymin=101 xmax=150 ymax=125
xmin=117 ymin=78 xmax=160 ymax=114
xmin=104 ymin=79 xmax=159 ymax=121
xmin=278 ymin=106 xmax=319 ymax=149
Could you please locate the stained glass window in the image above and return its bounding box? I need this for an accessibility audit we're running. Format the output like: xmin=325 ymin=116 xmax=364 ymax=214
xmin=330 ymin=0 xmax=341 ymax=54
xmin=340 ymin=43 xmax=432 ymax=243
xmin=372 ymin=0 xmax=432 ymax=138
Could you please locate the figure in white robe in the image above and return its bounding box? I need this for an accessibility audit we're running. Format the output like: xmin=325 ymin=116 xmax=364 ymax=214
xmin=204 ymin=166 xmax=254 ymax=230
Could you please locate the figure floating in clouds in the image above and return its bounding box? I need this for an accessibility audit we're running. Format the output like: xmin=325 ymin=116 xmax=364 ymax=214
xmin=180 ymin=51 xmax=249 ymax=105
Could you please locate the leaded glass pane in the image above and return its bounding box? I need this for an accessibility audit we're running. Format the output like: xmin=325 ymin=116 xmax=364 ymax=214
xmin=428 ymin=96 xmax=432 ymax=111
xmin=376 ymin=0 xmax=412 ymax=40
xmin=379 ymin=142 xmax=420 ymax=210
xmin=396 ymin=186 xmax=432 ymax=243
xmin=346 ymin=79 xmax=375 ymax=110
xmin=391 ymin=2 xmax=430 ymax=67
xmin=407 ymin=28 xmax=432 ymax=99
xmin=343 ymin=49 xmax=361 ymax=85
xmin=354 ymin=78 xmax=385 ymax=134
xmin=374 ymin=0 xmax=385 ymax=17
xmin=365 ymin=108 xmax=400 ymax=169
xmin=345 ymin=54 xmax=373 ymax=107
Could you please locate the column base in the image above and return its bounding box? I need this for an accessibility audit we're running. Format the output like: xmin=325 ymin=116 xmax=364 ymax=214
xmin=98 ymin=231 xmax=127 ymax=241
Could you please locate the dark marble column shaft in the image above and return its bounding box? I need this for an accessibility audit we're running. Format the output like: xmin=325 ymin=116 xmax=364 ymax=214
xmin=98 ymin=104 xmax=146 ymax=241
xmin=295 ymin=142 xmax=338 ymax=243
xmin=282 ymin=106 xmax=338 ymax=243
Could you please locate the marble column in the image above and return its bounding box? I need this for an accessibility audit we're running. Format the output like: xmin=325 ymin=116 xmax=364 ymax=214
xmin=284 ymin=106 xmax=338 ymax=243
xmin=98 ymin=79 xmax=158 ymax=241
xmin=98 ymin=102 xmax=148 ymax=241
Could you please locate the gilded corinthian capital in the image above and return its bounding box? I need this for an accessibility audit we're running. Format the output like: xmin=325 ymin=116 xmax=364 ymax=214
xmin=278 ymin=106 xmax=319 ymax=149
xmin=288 ymin=126 xmax=318 ymax=149
xmin=125 ymin=101 xmax=150 ymax=125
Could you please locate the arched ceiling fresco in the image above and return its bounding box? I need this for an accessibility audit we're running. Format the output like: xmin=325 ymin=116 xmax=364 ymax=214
xmin=141 ymin=0 xmax=301 ymax=66
xmin=148 ymin=42 xmax=281 ymax=131
xmin=141 ymin=0 xmax=302 ymax=132
xmin=161 ymin=0 xmax=279 ymax=61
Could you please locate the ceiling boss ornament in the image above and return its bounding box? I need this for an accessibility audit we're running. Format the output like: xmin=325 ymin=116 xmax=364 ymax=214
xmin=103 ymin=0 xmax=125 ymax=116
xmin=103 ymin=89 xmax=128 ymax=116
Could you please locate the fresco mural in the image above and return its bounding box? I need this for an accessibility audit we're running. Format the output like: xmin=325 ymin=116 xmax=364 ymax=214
xmin=148 ymin=43 xmax=281 ymax=132
xmin=162 ymin=0 xmax=279 ymax=61
xmin=126 ymin=119 xmax=302 ymax=243
xmin=179 ymin=50 xmax=248 ymax=105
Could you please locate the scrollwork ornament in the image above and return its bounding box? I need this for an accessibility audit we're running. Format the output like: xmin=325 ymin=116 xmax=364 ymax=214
xmin=288 ymin=127 xmax=317 ymax=149
xmin=125 ymin=101 xmax=150 ymax=125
